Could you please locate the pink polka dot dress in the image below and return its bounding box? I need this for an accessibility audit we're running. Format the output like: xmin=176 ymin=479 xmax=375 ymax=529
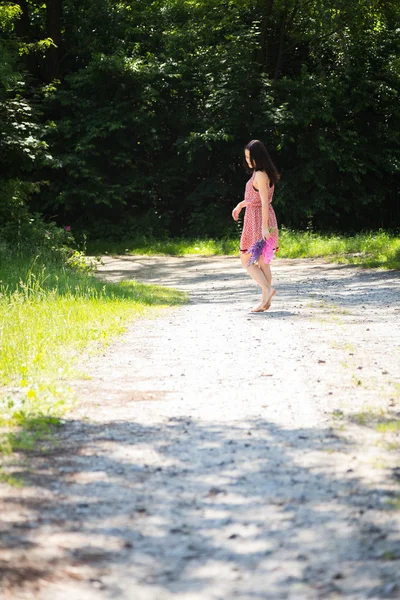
xmin=240 ymin=171 xmax=279 ymax=254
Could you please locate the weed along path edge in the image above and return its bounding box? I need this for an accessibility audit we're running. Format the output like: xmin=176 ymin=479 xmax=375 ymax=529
xmin=1 ymin=256 xmax=400 ymax=599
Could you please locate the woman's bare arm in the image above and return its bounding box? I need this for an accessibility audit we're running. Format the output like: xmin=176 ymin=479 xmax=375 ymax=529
xmin=255 ymin=171 xmax=270 ymax=238
xmin=232 ymin=199 xmax=248 ymax=221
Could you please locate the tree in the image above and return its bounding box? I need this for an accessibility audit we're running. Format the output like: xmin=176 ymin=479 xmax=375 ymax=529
xmin=0 ymin=2 xmax=50 ymax=238
xmin=5 ymin=0 xmax=400 ymax=236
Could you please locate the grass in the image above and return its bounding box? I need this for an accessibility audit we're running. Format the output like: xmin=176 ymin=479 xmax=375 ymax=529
xmin=0 ymin=252 xmax=186 ymax=468
xmin=279 ymin=229 xmax=400 ymax=269
xmin=88 ymin=237 xmax=239 ymax=257
xmin=86 ymin=229 xmax=400 ymax=269
xmin=350 ymin=409 xmax=383 ymax=426
xmin=343 ymin=409 xmax=400 ymax=440
xmin=375 ymin=421 xmax=400 ymax=433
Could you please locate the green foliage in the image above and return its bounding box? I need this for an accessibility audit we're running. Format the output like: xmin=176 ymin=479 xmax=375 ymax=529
xmin=0 ymin=208 xmax=75 ymax=257
xmin=0 ymin=245 xmax=186 ymax=461
xmin=0 ymin=2 xmax=52 ymax=247
xmin=87 ymin=236 xmax=239 ymax=257
xmin=0 ymin=250 xmax=185 ymax=387
xmin=278 ymin=229 xmax=400 ymax=267
xmin=375 ymin=421 xmax=400 ymax=433
xmin=86 ymin=230 xmax=400 ymax=270
xmin=272 ymin=1 xmax=400 ymax=229
xmin=3 ymin=0 xmax=400 ymax=237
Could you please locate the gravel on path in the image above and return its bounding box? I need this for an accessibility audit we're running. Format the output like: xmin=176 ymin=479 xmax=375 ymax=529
xmin=1 ymin=256 xmax=400 ymax=600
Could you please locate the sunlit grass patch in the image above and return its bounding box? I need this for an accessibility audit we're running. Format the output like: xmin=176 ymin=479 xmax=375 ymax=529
xmin=351 ymin=410 xmax=379 ymax=426
xmin=278 ymin=229 xmax=400 ymax=268
xmin=88 ymin=237 xmax=238 ymax=257
xmin=342 ymin=409 xmax=400 ymax=437
xmin=375 ymin=421 xmax=400 ymax=433
xmin=0 ymin=255 xmax=186 ymax=461
xmin=0 ymin=468 xmax=23 ymax=487
xmin=86 ymin=230 xmax=400 ymax=269
xmin=387 ymin=498 xmax=400 ymax=511
xmin=0 ymin=260 xmax=185 ymax=387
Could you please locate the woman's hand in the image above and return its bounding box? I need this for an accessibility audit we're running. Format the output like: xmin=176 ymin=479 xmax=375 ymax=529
xmin=262 ymin=227 xmax=271 ymax=240
xmin=232 ymin=204 xmax=242 ymax=221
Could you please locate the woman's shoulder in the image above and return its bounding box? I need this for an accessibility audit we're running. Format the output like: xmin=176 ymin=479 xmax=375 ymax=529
xmin=254 ymin=170 xmax=270 ymax=185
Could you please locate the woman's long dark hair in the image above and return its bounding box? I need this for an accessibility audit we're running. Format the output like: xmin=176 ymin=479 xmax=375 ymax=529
xmin=244 ymin=139 xmax=280 ymax=184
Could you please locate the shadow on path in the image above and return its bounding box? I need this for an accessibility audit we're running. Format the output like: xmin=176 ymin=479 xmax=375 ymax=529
xmin=2 ymin=416 xmax=400 ymax=598
xmin=97 ymin=256 xmax=400 ymax=310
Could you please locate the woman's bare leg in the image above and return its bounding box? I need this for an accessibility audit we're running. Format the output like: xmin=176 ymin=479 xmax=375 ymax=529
xmin=240 ymin=253 xmax=275 ymax=311
xmin=258 ymin=256 xmax=275 ymax=310
xmin=258 ymin=256 xmax=271 ymax=286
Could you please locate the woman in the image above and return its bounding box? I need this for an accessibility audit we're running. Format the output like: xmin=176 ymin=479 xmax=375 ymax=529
xmin=232 ymin=139 xmax=280 ymax=312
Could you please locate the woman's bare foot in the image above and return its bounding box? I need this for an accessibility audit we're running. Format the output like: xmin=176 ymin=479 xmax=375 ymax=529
xmin=263 ymin=289 xmax=276 ymax=311
xmin=251 ymin=302 xmax=267 ymax=313
xmin=251 ymin=288 xmax=270 ymax=313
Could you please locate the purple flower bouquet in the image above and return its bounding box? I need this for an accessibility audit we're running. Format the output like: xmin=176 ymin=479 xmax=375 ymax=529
xmin=247 ymin=236 xmax=276 ymax=266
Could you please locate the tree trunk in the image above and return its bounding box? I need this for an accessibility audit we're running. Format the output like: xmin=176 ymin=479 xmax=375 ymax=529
xmin=256 ymin=0 xmax=275 ymax=69
xmin=44 ymin=0 xmax=63 ymax=82
xmin=13 ymin=0 xmax=30 ymax=40
xmin=13 ymin=0 xmax=40 ymax=78
xmin=273 ymin=17 xmax=286 ymax=80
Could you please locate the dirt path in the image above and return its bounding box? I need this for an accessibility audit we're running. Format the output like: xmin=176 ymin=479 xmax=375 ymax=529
xmin=1 ymin=256 xmax=400 ymax=600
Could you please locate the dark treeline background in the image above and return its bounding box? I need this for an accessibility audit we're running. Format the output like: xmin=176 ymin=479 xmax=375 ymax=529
xmin=1 ymin=0 xmax=400 ymax=242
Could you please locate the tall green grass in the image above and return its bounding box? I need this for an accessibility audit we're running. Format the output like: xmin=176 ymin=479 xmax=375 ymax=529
xmin=0 ymin=252 xmax=185 ymax=466
xmin=88 ymin=237 xmax=239 ymax=257
xmin=87 ymin=230 xmax=400 ymax=269
xmin=278 ymin=229 xmax=400 ymax=268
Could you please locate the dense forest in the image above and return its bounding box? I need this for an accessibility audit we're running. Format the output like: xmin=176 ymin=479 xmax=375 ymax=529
xmin=1 ymin=0 xmax=400 ymax=242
